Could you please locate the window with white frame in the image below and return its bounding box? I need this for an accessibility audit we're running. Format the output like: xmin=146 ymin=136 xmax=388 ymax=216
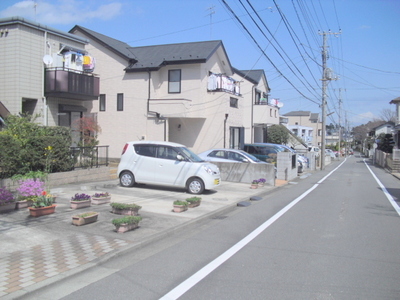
xmin=168 ymin=69 xmax=181 ymax=93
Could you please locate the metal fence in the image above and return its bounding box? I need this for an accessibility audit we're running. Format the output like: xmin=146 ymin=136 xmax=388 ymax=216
xmin=70 ymin=146 xmax=109 ymax=169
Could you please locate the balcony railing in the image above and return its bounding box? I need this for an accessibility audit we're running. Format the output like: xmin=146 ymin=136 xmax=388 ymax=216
xmin=45 ymin=67 xmax=100 ymax=100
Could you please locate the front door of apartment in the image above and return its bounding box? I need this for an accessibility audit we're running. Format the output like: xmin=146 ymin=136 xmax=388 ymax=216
xmin=229 ymin=127 xmax=244 ymax=150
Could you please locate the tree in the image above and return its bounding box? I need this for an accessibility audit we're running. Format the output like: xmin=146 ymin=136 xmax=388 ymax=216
xmin=379 ymin=109 xmax=396 ymax=123
xmin=266 ymin=125 xmax=289 ymax=144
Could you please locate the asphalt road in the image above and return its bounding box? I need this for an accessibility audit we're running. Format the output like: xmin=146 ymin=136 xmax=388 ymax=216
xmin=25 ymin=154 xmax=400 ymax=299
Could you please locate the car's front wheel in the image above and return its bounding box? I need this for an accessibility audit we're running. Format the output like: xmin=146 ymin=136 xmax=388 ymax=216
xmin=120 ymin=171 xmax=135 ymax=187
xmin=186 ymin=177 xmax=204 ymax=194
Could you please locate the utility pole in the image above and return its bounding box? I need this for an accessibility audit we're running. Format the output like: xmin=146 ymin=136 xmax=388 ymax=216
xmin=319 ymin=30 xmax=340 ymax=170
xmin=338 ymin=88 xmax=342 ymax=159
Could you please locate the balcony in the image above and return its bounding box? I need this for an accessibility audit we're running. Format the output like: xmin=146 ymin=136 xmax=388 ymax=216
xmin=45 ymin=68 xmax=100 ymax=100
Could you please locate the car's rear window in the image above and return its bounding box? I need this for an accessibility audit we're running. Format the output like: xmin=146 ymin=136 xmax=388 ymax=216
xmin=134 ymin=145 xmax=156 ymax=157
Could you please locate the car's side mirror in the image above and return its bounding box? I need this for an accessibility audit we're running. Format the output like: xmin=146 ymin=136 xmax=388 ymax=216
xmin=177 ymin=154 xmax=185 ymax=161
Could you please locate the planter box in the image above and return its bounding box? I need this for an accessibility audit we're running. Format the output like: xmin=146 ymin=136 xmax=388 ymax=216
xmin=187 ymin=201 xmax=201 ymax=208
xmin=16 ymin=200 xmax=33 ymax=209
xmin=91 ymin=196 xmax=111 ymax=205
xmin=250 ymin=184 xmax=258 ymax=189
xmin=70 ymin=200 xmax=91 ymax=209
xmin=72 ymin=212 xmax=99 ymax=226
xmin=112 ymin=207 xmax=140 ymax=216
xmin=29 ymin=204 xmax=56 ymax=217
xmin=115 ymin=222 xmax=139 ymax=233
xmin=173 ymin=205 xmax=188 ymax=213
xmin=0 ymin=202 xmax=16 ymax=213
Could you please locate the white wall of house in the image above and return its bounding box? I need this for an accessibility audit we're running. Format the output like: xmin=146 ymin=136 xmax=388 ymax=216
xmin=74 ymin=32 xmax=249 ymax=158
xmin=286 ymin=114 xmax=322 ymax=146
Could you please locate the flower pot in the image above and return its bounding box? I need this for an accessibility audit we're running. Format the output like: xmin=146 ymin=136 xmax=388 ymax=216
xmin=115 ymin=222 xmax=139 ymax=233
xmin=173 ymin=205 xmax=188 ymax=213
xmin=112 ymin=207 xmax=140 ymax=216
xmin=16 ymin=200 xmax=33 ymax=209
xmin=187 ymin=201 xmax=201 ymax=208
xmin=258 ymin=183 xmax=264 ymax=187
xmin=72 ymin=212 xmax=99 ymax=226
xmin=29 ymin=204 xmax=56 ymax=217
xmin=250 ymin=184 xmax=258 ymax=189
xmin=0 ymin=202 xmax=16 ymax=213
xmin=70 ymin=199 xmax=91 ymax=209
xmin=91 ymin=196 xmax=111 ymax=205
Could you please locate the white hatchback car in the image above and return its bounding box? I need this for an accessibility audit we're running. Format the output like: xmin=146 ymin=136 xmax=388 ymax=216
xmin=117 ymin=141 xmax=221 ymax=194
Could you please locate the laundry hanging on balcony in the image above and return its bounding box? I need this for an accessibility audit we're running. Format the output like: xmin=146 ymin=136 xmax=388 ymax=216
xmin=64 ymin=51 xmax=84 ymax=71
xmin=83 ymin=55 xmax=96 ymax=72
xmin=207 ymin=72 xmax=240 ymax=96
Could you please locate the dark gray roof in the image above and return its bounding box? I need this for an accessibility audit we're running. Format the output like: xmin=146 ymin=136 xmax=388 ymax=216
xmin=283 ymin=111 xmax=311 ymax=117
xmin=69 ymin=25 xmax=137 ymax=61
xmin=69 ymin=26 xmax=228 ymax=72
xmin=125 ymin=40 xmax=224 ymax=72
xmin=390 ymin=96 xmax=400 ymax=104
xmin=232 ymin=68 xmax=264 ymax=85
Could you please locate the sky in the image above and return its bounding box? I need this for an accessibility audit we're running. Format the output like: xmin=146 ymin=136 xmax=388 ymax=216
xmin=1 ymin=0 xmax=399 ymax=128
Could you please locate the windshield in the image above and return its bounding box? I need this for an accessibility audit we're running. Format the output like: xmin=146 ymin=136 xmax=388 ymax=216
xmin=177 ymin=147 xmax=203 ymax=162
xmin=241 ymin=151 xmax=261 ymax=162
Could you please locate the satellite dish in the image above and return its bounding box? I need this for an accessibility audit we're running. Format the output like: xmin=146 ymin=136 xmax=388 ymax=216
xmin=277 ymin=102 xmax=284 ymax=108
xmin=42 ymin=55 xmax=53 ymax=65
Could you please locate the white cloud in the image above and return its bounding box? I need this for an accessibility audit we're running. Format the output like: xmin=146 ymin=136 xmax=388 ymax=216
xmin=0 ymin=0 xmax=122 ymax=25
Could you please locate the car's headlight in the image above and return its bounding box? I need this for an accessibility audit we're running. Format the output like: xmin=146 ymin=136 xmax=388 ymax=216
xmin=203 ymin=165 xmax=214 ymax=175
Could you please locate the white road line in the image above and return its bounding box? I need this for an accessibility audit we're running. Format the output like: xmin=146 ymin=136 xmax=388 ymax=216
xmin=160 ymin=159 xmax=347 ymax=300
xmin=363 ymin=159 xmax=400 ymax=216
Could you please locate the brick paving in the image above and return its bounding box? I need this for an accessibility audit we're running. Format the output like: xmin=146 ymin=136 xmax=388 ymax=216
xmin=0 ymin=233 xmax=130 ymax=297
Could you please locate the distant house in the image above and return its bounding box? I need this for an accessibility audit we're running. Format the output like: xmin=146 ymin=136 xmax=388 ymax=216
xmin=283 ymin=111 xmax=322 ymax=147
xmin=70 ymin=26 xmax=277 ymax=158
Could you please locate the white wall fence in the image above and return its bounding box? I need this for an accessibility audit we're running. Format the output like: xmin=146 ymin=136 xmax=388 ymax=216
xmin=374 ymin=149 xmax=400 ymax=173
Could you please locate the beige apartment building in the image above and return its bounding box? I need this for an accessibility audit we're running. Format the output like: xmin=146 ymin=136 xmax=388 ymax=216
xmin=70 ymin=26 xmax=278 ymax=158
xmin=0 ymin=16 xmax=280 ymax=160
xmin=283 ymin=111 xmax=323 ymax=147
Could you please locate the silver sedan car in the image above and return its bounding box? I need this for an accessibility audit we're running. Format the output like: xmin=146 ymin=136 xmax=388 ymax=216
xmin=198 ymin=149 xmax=267 ymax=163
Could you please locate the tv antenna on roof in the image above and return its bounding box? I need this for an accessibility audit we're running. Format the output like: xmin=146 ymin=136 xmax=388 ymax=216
xmin=206 ymin=6 xmax=215 ymax=39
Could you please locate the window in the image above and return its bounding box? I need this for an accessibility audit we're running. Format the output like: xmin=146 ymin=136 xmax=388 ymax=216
xmin=117 ymin=93 xmax=123 ymax=111
xmin=230 ymin=97 xmax=238 ymax=108
xmin=135 ymin=145 xmax=156 ymax=157
xmin=168 ymin=69 xmax=181 ymax=93
xmin=99 ymin=94 xmax=106 ymax=111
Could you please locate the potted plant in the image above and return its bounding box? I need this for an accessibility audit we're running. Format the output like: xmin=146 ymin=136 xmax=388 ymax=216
xmin=28 ymin=191 xmax=56 ymax=217
xmin=186 ymin=196 xmax=201 ymax=208
xmin=173 ymin=200 xmax=188 ymax=213
xmin=250 ymin=180 xmax=259 ymax=189
xmin=0 ymin=186 xmax=16 ymax=213
xmin=70 ymin=193 xmax=91 ymax=209
xmin=112 ymin=215 xmax=142 ymax=233
xmin=91 ymin=192 xmax=111 ymax=205
xmin=110 ymin=202 xmax=142 ymax=216
xmin=72 ymin=211 xmax=99 ymax=226
xmin=15 ymin=178 xmax=45 ymax=209
xmin=258 ymin=178 xmax=266 ymax=187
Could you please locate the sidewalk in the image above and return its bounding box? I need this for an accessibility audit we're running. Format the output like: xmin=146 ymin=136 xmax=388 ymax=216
xmin=0 ymin=179 xmax=284 ymax=299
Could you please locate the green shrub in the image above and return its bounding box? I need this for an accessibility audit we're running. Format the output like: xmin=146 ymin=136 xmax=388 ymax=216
xmin=173 ymin=200 xmax=188 ymax=206
xmin=112 ymin=216 xmax=142 ymax=227
xmin=185 ymin=197 xmax=201 ymax=203
xmin=110 ymin=202 xmax=142 ymax=210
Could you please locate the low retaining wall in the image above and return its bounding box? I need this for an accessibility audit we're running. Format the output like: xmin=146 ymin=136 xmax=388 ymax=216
xmin=0 ymin=167 xmax=113 ymax=191
xmin=211 ymin=162 xmax=276 ymax=186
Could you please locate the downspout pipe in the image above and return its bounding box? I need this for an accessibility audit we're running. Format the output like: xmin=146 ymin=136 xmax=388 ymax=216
xmin=224 ymin=113 xmax=229 ymax=148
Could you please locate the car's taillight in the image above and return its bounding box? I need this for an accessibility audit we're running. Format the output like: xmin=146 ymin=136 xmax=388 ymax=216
xmin=121 ymin=143 xmax=129 ymax=155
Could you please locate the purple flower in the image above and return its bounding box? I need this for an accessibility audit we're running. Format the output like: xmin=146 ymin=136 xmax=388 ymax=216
xmin=71 ymin=193 xmax=91 ymax=201
xmin=0 ymin=187 xmax=15 ymax=205
xmin=93 ymin=192 xmax=110 ymax=198
xmin=16 ymin=179 xmax=45 ymax=197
